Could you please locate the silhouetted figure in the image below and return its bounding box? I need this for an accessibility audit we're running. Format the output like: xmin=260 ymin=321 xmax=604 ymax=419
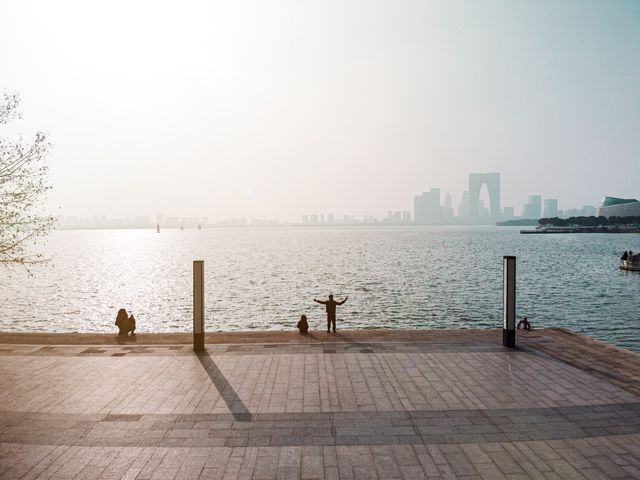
xmin=115 ymin=309 xmax=128 ymax=335
xmin=115 ymin=309 xmax=136 ymax=336
xmin=314 ymin=295 xmax=348 ymax=333
xmin=517 ymin=317 xmax=531 ymax=331
xmin=621 ymin=251 xmax=629 ymax=261
xmin=297 ymin=314 xmax=309 ymax=334
xmin=126 ymin=314 xmax=136 ymax=336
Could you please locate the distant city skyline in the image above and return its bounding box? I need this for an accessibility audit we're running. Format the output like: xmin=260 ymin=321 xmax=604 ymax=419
xmin=56 ymin=187 xmax=607 ymax=226
xmin=57 ymin=167 xmax=616 ymax=227
xmin=58 ymin=168 xmax=607 ymax=229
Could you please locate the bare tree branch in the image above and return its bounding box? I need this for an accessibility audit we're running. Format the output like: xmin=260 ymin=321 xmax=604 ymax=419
xmin=0 ymin=92 xmax=56 ymax=267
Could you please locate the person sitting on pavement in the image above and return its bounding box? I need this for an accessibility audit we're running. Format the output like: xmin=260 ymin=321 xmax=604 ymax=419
xmin=517 ymin=317 xmax=531 ymax=331
xmin=115 ymin=308 xmax=129 ymax=336
xmin=297 ymin=314 xmax=309 ymax=335
xmin=126 ymin=314 xmax=136 ymax=336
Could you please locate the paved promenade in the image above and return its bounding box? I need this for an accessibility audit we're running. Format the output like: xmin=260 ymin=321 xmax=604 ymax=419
xmin=1 ymin=328 xmax=640 ymax=479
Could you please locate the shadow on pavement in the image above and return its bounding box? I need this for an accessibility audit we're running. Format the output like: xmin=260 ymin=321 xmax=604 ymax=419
xmin=196 ymin=350 xmax=252 ymax=422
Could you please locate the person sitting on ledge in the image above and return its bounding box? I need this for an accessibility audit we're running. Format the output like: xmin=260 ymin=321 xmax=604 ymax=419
xmin=115 ymin=308 xmax=128 ymax=335
xmin=126 ymin=313 xmax=136 ymax=336
xmin=297 ymin=314 xmax=309 ymax=334
xmin=115 ymin=308 xmax=136 ymax=336
xmin=621 ymin=251 xmax=629 ymax=261
xmin=517 ymin=317 xmax=531 ymax=331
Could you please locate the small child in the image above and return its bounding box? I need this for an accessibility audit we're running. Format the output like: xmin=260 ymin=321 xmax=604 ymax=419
xmin=126 ymin=314 xmax=136 ymax=336
xmin=297 ymin=314 xmax=309 ymax=334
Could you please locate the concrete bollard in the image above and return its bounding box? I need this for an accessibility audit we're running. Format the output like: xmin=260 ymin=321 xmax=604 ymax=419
xmin=193 ymin=260 xmax=205 ymax=352
xmin=503 ymin=256 xmax=516 ymax=347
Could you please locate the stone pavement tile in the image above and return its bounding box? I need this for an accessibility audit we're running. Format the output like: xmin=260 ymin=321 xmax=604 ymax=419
xmin=301 ymin=454 xmax=323 ymax=479
xmin=445 ymin=452 xmax=477 ymax=477
xmin=622 ymin=465 xmax=640 ymax=478
xmin=175 ymin=460 xmax=206 ymax=480
xmin=460 ymin=444 xmax=492 ymax=465
xmin=399 ymin=465 xmax=428 ymax=480
xmin=426 ymin=445 xmax=450 ymax=465
xmin=391 ymin=444 xmax=420 ymax=466
xmin=121 ymin=467 xmax=143 ymax=480
xmin=546 ymin=459 xmax=587 ymax=479
xmin=474 ymin=463 xmax=508 ymax=480
xmin=542 ymin=472 xmax=563 ymax=480
xmin=237 ymin=446 xmax=258 ymax=479
xmin=352 ymin=465 xmax=378 ymax=480
xmin=487 ymin=450 xmax=524 ymax=476
xmin=254 ymin=454 xmax=279 ymax=480
xmin=199 ymin=467 xmax=225 ymax=479
xmin=555 ymin=447 xmax=594 ymax=470
xmin=321 ymin=446 xmax=337 ymax=468
xmin=587 ymin=455 xmax=630 ymax=478
xmin=335 ymin=457 xmax=353 ymax=480
xmin=373 ymin=454 xmax=401 ymax=478
xmin=524 ymin=441 xmax=562 ymax=462
xmin=138 ymin=451 xmax=168 ymax=480
xmin=577 ymin=467 xmax=613 ymax=480
xmin=322 ymin=466 xmax=339 ymax=480
xmin=516 ymin=460 xmax=550 ymax=479
xmin=415 ymin=452 xmax=440 ymax=477
xmin=221 ymin=455 xmax=243 ymax=480
xmin=275 ymin=466 xmax=300 ymax=480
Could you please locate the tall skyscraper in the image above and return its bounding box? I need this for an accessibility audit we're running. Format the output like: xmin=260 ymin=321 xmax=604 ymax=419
xmin=458 ymin=190 xmax=469 ymax=217
xmin=444 ymin=193 xmax=454 ymax=218
xmin=543 ymin=199 xmax=558 ymax=218
xmin=413 ymin=188 xmax=444 ymax=224
xmin=523 ymin=195 xmax=542 ymax=219
xmin=468 ymin=173 xmax=500 ymax=219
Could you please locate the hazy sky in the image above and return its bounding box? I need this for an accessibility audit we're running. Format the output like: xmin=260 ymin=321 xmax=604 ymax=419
xmin=1 ymin=0 xmax=639 ymax=220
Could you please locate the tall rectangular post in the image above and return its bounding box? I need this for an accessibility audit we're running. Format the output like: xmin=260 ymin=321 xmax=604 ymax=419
xmin=503 ymin=256 xmax=516 ymax=348
xmin=193 ymin=260 xmax=205 ymax=352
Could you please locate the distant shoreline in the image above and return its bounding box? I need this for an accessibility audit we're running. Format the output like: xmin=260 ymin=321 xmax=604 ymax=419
xmin=521 ymin=226 xmax=640 ymax=234
xmin=54 ymin=223 xmax=513 ymax=231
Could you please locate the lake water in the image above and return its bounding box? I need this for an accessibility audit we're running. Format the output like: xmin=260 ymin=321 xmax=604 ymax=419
xmin=1 ymin=226 xmax=639 ymax=351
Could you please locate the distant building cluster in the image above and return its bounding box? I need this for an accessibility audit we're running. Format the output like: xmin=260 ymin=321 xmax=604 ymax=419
xmin=300 ymin=211 xmax=412 ymax=225
xmin=411 ymin=172 xmax=598 ymax=225
xmin=58 ymin=215 xmax=157 ymax=229
xmin=57 ymin=215 xmax=280 ymax=229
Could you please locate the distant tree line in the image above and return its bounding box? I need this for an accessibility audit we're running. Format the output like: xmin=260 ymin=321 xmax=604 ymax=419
xmin=539 ymin=216 xmax=640 ymax=227
xmin=496 ymin=219 xmax=538 ymax=226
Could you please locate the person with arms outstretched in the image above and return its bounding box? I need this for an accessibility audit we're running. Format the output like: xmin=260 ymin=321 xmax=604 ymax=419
xmin=314 ymin=294 xmax=348 ymax=333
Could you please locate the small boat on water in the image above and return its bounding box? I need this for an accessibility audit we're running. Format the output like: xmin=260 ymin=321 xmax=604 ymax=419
xmin=620 ymin=254 xmax=640 ymax=272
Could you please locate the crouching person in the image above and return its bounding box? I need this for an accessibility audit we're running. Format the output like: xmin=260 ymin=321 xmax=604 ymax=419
xmin=297 ymin=314 xmax=309 ymax=335
xmin=126 ymin=314 xmax=136 ymax=336
xmin=115 ymin=308 xmax=136 ymax=336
